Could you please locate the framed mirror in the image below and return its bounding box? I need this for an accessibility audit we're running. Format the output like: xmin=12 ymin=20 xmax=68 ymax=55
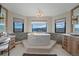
xmin=71 ymin=5 xmax=79 ymax=32
xmin=0 ymin=5 xmax=8 ymax=32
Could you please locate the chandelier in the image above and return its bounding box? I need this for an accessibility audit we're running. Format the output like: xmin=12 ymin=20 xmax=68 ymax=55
xmin=35 ymin=8 xmax=44 ymax=17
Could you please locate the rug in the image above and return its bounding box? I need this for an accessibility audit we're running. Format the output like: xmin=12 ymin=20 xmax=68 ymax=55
xmin=23 ymin=53 xmax=57 ymax=56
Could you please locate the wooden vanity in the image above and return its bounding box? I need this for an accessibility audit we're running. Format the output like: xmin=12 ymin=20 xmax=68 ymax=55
xmin=8 ymin=35 xmax=16 ymax=49
xmin=62 ymin=34 xmax=79 ymax=56
xmin=4 ymin=35 xmax=16 ymax=52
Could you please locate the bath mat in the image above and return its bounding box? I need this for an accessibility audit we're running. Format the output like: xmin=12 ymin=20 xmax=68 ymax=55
xmin=23 ymin=53 xmax=57 ymax=56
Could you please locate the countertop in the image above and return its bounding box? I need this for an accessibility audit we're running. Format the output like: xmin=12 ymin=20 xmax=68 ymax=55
xmin=0 ymin=35 xmax=15 ymax=43
xmin=8 ymin=35 xmax=15 ymax=38
xmin=61 ymin=33 xmax=79 ymax=39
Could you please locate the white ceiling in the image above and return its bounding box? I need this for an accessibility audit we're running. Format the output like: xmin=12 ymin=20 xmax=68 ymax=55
xmin=1 ymin=3 xmax=79 ymax=16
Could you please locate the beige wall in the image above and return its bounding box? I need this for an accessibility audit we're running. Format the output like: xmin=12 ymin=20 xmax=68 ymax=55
xmin=7 ymin=10 xmax=25 ymax=33
xmin=7 ymin=10 xmax=71 ymax=33
xmin=7 ymin=11 xmax=53 ymax=33
xmin=24 ymin=17 xmax=53 ymax=32
xmin=52 ymin=11 xmax=71 ymax=33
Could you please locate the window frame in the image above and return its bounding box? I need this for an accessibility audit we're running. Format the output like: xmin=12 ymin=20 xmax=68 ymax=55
xmin=13 ymin=18 xmax=24 ymax=33
xmin=31 ymin=21 xmax=47 ymax=32
xmin=55 ymin=18 xmax=66 ymax=33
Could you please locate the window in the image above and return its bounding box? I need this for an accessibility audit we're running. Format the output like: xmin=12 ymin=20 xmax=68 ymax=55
xmin=13 ymin=18 xmax=24 ymax=32
xmin=32 ymin=22 xmax=47 ymax=32
xmin=55 ymin=18 xmax=66 ymax=33
xmin=73 ymin=24 xmax=79 ymax=32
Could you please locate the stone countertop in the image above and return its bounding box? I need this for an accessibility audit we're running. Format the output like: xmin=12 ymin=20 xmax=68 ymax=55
xmin=0 ymin=36 xmax=11 ymax=43
xmin=61 ymin=34 xmax=71 ymax=36
xmin=0 ymin=36 xmax=8 ymax=42
xmin=61 ymin=33 xmax=79 ymax=39
xmin=0 ymin=35 xmax=15 ymax=43
xmin=8 ymin=35 xmax=15 ymax=38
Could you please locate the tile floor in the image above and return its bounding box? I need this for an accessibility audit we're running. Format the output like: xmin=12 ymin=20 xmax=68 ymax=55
xmin=1 ymin=42 xmax=71 ymax=56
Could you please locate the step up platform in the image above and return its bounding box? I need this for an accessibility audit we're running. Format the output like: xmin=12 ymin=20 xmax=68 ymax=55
xmin=22 ymin=40 xmax=56 ymax=53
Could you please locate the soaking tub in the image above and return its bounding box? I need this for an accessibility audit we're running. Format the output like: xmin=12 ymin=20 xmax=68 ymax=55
xmin=27 ymin=33 xmax=50 ymax=46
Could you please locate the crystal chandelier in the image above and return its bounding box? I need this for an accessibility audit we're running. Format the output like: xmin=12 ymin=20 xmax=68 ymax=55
xmin=36 ymin=8 xmax=44 ymax=17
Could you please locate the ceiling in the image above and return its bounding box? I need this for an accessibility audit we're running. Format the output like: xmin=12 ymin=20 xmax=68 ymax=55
xmin=1 ymin=3 xmax=79 ymax=17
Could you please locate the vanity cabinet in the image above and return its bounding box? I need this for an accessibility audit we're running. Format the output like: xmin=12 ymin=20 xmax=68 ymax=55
xmin=71 ymin=37 xmax=79 ymax=55
xmin=62 ymin=36 xmax=72 ymax=53
xmin=9 ymin=37 xmax=15 ymax=49
xmin=62 ymin=35 xmax=79 ymax=56
xmin=5 ymin=36 xmax=16 ymax=51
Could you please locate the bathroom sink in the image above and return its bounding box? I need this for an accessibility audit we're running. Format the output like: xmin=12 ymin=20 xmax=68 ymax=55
xmin=70 ymin=33 xmax=79 ymax=36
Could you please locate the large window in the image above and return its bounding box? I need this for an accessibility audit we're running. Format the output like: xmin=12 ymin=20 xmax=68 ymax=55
xmin=55 ymin=18 xmax=66 ymax=33
xmin=73 ymin=24 xmax=79 ymax=32
xmin=32 ymin=22 xmax=47 ymax=32
xmin=13 ymin=18 xmax=24 ymax=32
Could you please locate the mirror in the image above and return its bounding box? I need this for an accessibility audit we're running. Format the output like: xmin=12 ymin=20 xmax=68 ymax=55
xmin=0 ymin=5 xmax=8 ymax=32
xmin=72 ymin=5 xmax=79 ymax=22
xmin=71 ymin=5 xmax=79 ymax=32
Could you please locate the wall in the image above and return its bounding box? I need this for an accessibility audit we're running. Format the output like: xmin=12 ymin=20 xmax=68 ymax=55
xmin=7 ymin=10 xmax=25 ymax=33
xmin=24 ymin=16 xmax=53 ymax=32
xmin=7 ymin=11 xmax=53 ymax=33
xmin=7 ymin=10 xmax=71 ymax=33
xmin=52 ymin=11 xmax=71 ymax=33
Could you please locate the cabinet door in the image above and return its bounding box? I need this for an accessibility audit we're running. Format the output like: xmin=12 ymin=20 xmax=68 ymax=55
xmin=62 ymin=36 xmax=68 ymax=51
xmin=67 ymin=36 xmax=73 ymax=54
xmin=9 ymin=37 xmax=15 ymax=49
xmin=62 ymin=35 xmax=79 ymax=56
xmin=62 ymin=36 xmax=66 ymax=49
xmin=77 ymin=41 xmax=79 ymax=55
xmin=66 ymin=36 xmax=71 ymax=53
xmin=72 ymin=39 xmax=79 ymax=56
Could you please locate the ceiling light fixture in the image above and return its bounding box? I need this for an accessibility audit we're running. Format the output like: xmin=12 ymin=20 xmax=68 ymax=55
xmin=36 ymin=8 xmax=44 ymax=17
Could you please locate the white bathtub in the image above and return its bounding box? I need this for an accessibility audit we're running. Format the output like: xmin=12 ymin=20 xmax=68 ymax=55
xmin=27 ymin=33 xmax=50 ymax=46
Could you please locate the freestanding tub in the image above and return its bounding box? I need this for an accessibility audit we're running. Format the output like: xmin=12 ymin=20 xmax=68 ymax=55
xmin=27 ymin=33 xmax=50 ymax=46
